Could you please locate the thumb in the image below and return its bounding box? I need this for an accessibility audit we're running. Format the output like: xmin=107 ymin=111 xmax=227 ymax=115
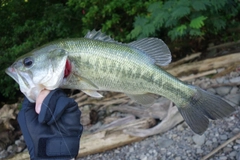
xmin=35 ymin=89 xmax=50 ymax=114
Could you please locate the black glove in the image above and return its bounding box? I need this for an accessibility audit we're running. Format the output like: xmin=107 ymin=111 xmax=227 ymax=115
xmin=18 ymin=89 xmax=83 ymax=160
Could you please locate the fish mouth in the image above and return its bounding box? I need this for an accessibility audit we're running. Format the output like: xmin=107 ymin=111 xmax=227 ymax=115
xmin=64 ymin=59 xmax=72 ymax=78
xmin=5 ymin=67 xmax=19 ymax=83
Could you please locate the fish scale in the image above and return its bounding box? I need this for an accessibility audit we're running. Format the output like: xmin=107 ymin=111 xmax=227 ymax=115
xmin=6 ymin=30 xmax=235 ymax=135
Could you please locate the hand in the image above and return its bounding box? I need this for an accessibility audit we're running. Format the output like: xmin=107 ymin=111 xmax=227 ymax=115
xmin=35 ymin=89 xmax=50 ymax=114
xmin=18 ymin=89 xmax=83 ymax=160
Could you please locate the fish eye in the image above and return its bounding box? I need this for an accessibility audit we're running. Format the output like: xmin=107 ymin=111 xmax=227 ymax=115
xmin=23 ymin=57 xmax=33 ymax=67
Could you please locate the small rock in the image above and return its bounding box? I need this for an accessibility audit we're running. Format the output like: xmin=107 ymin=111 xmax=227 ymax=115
xmin=220 ymin=135 xmax=228 ymax=140
xmin=233 ymin=145 xmax=239 ymax=150
xmin=216 ymin=77 xmax=225 ymax=84
xmin=114 ymin=150 xmax=120 ymax=154
xmin=177 ymin=125 xmax=184 ymax=131
xmin=229 ymin=76 xmax=240 ymax=83
xmin=207 ymin=88 xmax=216 ymax=94
xmin=196 ymin=148 xmax=203 ymax=154
xmin=205 ymin=140 xmax=212 ymax=146
xmin=225 ymin=94 xmax=240 ymax=105
xmin=223 ymin=79 xmax=230 ymax=84
xmin=141 ymin=155 xmax=148 ymax=160
xmin=223 ymin=147 xmax=232 ymax=153
xmin=229 ymin=151 xmax=237 ymax=157
xmin=219 ymin=156 xmax=227 ymax=160
xmin=20 ymin=135 xmax=24 ymax=141
xmin=236 ymin=140 xmax=240 ymax=144
xmin=175 ymin=156 xmax=181 ymax=160
xmin=129 ymin=147 xmax=134 ymax=152
xmin=159 ymin=138 xmax=174 ymax=148
xmin=0 ymin=150 xmax=8 ymax=159
xmin=232 ymin=128 xmax=240 ymax=134
xmin=192 ymin=134 xmax=205 ymax=146
xmin=200 ymin=81 xmax=210 ymax=89
xmin=236 ymin=151 xmax=240 ymax=160
xmin=7 ymin=145 xmax=18 ymax=153
xmin=230 ymin=87 xmax=239 ymax=94
xmin=212 ymin=138 xmax=217 ymax=143
xmin=215 ymin=86 xmax=232 ymax=96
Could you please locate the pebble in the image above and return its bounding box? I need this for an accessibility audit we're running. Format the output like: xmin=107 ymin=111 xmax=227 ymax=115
xmin=229 ymin=76 xmax=240 ymax=83
xmin=0 ymin=150 xmax=8 ymax=159
xmin=196 ymin=148 xmax=203 ymax=154
xmin=229 ymin=151 xmax=237 ymax=157
xmin=206 ymin=88 xmax=216 ymax=94
xmin=236 ymin=140 xmax=240 ymax=144
xmin=205 ymin=140 xmax=212 ymax=146
xmin=175 ymin=156 xmax=181 ymax=160
xmin=215 ymin=86 xmax=232 ymax=96
xmin=230 ymin=87 xmax=239 ymax=94
xmin=219 ymin=156 xmax=227 ymax=160
xmin=220 ymin=135 xmax=228 ymax=140
xmin=192 ymin=134 xmax=205 ymax=146
xmin=212 ymin=137 xmax=217 ymax=143
xmin=225 ymin=93 xmax=240 ymax=105
xmin=223 ymin=147 xmax=232 ymax=153
xmin=236 ymin=151 xmax=240 ymax=160
xmin=216 ymin=77 xmax=225 ymax=83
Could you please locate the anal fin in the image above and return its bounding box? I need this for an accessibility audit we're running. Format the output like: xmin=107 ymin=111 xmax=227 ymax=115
xmin=126 ymin=93 xmax=156 ymax=106
xmin=82 ymin=90 xmax=103 ymax=98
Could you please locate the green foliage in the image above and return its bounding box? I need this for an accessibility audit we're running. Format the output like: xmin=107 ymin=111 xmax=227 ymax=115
xmin=67 ymin=0 xmax=152 ymax=41
xmin=128 ymin=0 xmax=240 ymax=40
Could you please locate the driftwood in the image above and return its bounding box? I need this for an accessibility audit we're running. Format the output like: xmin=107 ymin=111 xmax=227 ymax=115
xmin=78 ymin=117 xmax=156 ymax=158
xmin=167 ymin=52 xmax=240 ymax=77
xmin=165 ymin=52 xmax=201 ymax=69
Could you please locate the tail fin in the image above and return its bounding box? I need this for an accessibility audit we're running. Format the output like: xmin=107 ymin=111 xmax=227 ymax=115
xmin=177 ymin=86 xmax=236 ymax=135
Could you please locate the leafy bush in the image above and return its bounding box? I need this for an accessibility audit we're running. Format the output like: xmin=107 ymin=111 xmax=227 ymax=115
xmin=128 ymin=0 xmax=240 ymax=41
xmin=67 ymin=0 xmax=152 ymax=41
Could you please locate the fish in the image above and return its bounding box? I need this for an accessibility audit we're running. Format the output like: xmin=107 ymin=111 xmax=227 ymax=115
xmin=6 ymin=30 xmax=235 ymax=135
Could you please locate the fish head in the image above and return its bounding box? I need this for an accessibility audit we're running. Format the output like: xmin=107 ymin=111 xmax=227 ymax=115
xmin=5 ymin=45 xmax=68 ymax=102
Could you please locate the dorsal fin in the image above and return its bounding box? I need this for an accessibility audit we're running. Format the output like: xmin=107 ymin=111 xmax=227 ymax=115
xmin=128 ymin=38 xmax=172 ymax=66
xmin=84 ymin=30 xmax=117 ymax=43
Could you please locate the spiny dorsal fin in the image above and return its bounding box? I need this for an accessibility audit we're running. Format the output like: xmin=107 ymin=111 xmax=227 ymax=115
xmin=84 ymin=30 xmax=117 ymax=43
xmin=128 ymin=38 xmax=172 ymax=66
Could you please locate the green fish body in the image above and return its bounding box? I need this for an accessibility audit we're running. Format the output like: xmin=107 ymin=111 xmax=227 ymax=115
xmin=6 ymin=30 xmax=235 ymax=134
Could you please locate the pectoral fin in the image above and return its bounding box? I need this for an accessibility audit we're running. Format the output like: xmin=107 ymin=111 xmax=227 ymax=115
xmin=82 ymin=90 xmax=103 ymax=98
xmin=126 ymin=93 xmax=156 ymax=105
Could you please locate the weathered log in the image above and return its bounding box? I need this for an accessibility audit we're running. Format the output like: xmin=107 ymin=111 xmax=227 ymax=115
xmin=164 ymin=52 xmax=201 ymax=69
xmin=167 ymin=52 xmax=240 ymax=77
xmin=78 ymin=117 xmax=155 ymax=158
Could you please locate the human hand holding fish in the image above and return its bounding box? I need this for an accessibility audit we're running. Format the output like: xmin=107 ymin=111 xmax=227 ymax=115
xmin=17 ymin=89 xmax=83 ymax=159
xmin=35 ymin=89 xmax=50 ymax=114
xmin=6 ymin=30 xmax=236 ymax=135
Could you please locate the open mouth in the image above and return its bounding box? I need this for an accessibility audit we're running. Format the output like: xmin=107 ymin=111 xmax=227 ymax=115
xmin=64 ymin=59 xmax=71 ymax=78
xmin=5 ymin=67 xmax=19 ymax=83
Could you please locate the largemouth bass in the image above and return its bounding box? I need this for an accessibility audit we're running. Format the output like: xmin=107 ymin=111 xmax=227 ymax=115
xmin=6 ymin=30 xmax=235 ymax=134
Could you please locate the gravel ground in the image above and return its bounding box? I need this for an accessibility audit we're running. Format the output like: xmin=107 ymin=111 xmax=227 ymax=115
xmin=79 ymin=108 xmax=240 ymax=160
